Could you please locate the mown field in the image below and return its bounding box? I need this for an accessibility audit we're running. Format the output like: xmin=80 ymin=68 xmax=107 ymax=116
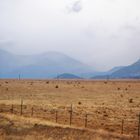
xmin=0 ymin=79 xmax=140 ymax=140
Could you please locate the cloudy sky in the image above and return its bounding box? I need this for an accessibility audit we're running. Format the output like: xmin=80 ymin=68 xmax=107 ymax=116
xmin=0 ymin=0 xmax=140 ymax=71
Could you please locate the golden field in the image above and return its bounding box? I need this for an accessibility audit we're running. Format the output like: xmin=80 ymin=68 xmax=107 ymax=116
xmin=0 ymin=79 xmax=140 ymax=140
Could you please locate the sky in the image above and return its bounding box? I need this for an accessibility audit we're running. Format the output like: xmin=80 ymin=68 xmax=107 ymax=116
xmin=0 ymin=0 xmax=140 ymax=71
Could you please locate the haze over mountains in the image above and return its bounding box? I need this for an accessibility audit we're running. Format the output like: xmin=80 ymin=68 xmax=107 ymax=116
xmin=110 ymin=59 xmax=140 ymax=78
xmin=0 ymin=49 xmax=140 ymax=79
xmin=0 ymin=49 xmax=95 ymax=78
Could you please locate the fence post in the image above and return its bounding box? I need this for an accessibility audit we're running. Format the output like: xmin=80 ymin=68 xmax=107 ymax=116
xmin=31 ymin=107 xmax=33 ymax=116
xmin=11 ymin=104 xmax=13 ymax=114
xmin=138 ymin=113 xmax=140 ymax=139
xmin=69 ymin=104 xmax=73 ymax=126
xmin=55 ymin=110 xmax=58 ymax=123
xmin=85 ymin=114 xmax=88 ymax=128
xmin=20 ymin=99 xmax=23 ymax=116
xmin=121 ymin=119 xmax=124 ymax=134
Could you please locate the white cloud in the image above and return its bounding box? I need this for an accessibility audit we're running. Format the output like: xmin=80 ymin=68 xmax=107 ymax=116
xmin=0 ymin=0 xmax=140 ymax=71
xmin=66 ymin=0 xmax=82 ymax=13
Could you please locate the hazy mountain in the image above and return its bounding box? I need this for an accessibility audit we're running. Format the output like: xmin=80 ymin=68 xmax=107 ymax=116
xmin=0 ymin=49 xmax=19 ymax=73
xmin=55 ymin=73 xmax=82 ymax=79
xmin=90 ymin=66 xmax=124 ymax=79
xmin=107 ymin=66 xmax=124 ymax=74
xmin=92 ymin=59 xmax=140 ymax=79
xmin=110 ymin=59 xmax=140 ymax=78
xmin=1 ymin=49 xmax=139 ymax=79
xmin=0 ymin=49 xmax=95 ymax=78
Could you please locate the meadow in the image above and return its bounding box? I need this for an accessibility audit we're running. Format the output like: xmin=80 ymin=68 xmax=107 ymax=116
xmin=0 ymin=79 xmax=140 ymax=140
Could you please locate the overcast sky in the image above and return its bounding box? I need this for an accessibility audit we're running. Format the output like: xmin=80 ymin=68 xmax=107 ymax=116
xmin=0 ymin=0 xmax=140 ymax=71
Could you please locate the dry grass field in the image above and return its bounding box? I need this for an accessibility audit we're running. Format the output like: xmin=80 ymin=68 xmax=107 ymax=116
xmin=0 ymin=79 xmax=140 ymax=140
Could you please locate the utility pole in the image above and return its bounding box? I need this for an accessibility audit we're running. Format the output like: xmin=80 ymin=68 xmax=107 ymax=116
xmin=19 ymin=74 xmax=21 ymax=80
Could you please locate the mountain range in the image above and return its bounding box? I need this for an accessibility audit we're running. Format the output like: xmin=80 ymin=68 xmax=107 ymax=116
xmin=0 ymin=49 xmax=140 ymax=79
xmin=0 ymin=49 xmax=95 ymax=79
xmin=92 ymin=60 xmax=140 ymax=79
xmin=110 ymin=59 xmax=140 ymax=78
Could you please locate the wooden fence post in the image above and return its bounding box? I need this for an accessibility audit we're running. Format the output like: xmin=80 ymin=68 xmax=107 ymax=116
xmin=69 ymin=104 xmax=73 ymax=126
xmin=138 ymin=113 xmax=140 ymax=139
xmin=121 ymin=119 xmax=124 ymax=134
xmin=85 ymin=114 xmax=88 ymax=128
xmin=20 ymin=99 xmax=23 ymax=115
xmin=11 ymin=104 xmax=13 ymax=114
xmin=55 ymin=110 xmax=58 ymax=123
xmin=31 ymin=107 xmax=33 ymax=116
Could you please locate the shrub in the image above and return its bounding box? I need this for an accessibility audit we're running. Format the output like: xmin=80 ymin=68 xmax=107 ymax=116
xmin=78 ymin=101 xmax=82 ymax=105
xmin=120 ymin=94 xmax=123 ymax=98
xmin=129 ymin=98 xmax=133 ymax=103
xmin=128 ymin=85 xmax=131 ymax=87
xmin=117 ymin=87 xmax=120 ymax=90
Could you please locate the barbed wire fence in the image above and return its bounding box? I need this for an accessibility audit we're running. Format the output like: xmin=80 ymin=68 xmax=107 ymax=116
xmin=0 ymin=100 xmax=140 ymax=139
